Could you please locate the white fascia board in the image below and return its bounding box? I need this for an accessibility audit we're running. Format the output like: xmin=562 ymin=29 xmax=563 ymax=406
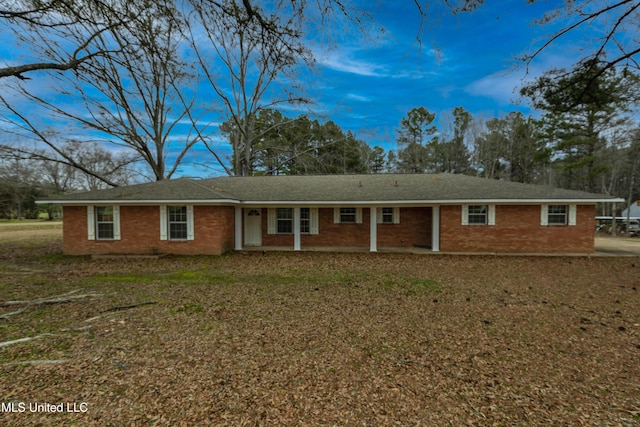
xmin=435 ymin=198 xmax=626 ymax=205
xmin=239 ymin=198 xmax=624 ymax=206
xmin=38 ymin=199 xmax=241 ymax=205
xmin=40 ymin=197 xmax=625 ymax=206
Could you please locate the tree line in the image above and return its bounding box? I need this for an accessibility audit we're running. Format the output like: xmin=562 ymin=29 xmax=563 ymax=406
xmin=2 ymin=58 xmax=640 ymax=219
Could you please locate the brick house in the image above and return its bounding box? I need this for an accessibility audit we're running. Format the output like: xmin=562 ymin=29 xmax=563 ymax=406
xmin=43 ymin=174 xmax=623 ymax=255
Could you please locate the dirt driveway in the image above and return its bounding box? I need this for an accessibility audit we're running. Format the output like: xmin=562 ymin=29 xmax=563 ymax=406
xmin=594 ymin=236 xmax=640 ymax=256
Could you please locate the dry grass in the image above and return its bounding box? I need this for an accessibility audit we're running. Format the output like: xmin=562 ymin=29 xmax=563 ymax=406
xmin=0 ymin=226 xmax=639 ymax=426
xmin=0 ymin=221 xmax=62 ymax=242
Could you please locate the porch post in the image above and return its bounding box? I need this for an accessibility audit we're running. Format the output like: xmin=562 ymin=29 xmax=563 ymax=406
xmin=293 ymin=207 xmax=301 ymax=251
xmin=370 ymin=207 xmax=377 ymax=252
xmin=234 ymin=207 xmax=243 ymax=250
xmin=611 ymin=202 xmax=617 ymax=236
xmin=432 ymin=205 xmax=440 ymax=252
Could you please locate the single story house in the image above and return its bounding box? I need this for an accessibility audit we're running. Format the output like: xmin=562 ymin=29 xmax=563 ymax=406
xmin=42 ymin=174 xmax=624 ymax=255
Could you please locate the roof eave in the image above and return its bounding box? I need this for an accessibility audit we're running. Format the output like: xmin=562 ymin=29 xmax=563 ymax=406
xmin=39 ymin=197 xmax=624 ymax=205
xmin=37 ymin=199 xmax=241 ymax=205
xmin=240 ymin=198 xmax=624 ymax=205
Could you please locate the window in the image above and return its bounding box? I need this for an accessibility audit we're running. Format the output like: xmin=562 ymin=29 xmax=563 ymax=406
xmin=333 ymin=208 xmax=362 ymax=224
xmin=381 ymin=207 xmax=394 ymax=224
xmin=276 ymin=208 xmax=310 ymax=234
xmin=168 ymin=206 xmax=188 ymax=240
xmin=276 ymin=208 xmax=293 ymax=234
xmin=468 ymin=205 xmax=487 ymax=225
xmin=95 ymin=206 xmax=115 ymax=239
xmin=461 ymin=205 xmax=495 ymax=226
xmin=300 ymin=208 xmax=310 ymax=233
xmin=541 ymin=204 xmax=576 ymax=226
xmin=377 ymin=207 xmax=400 ymax=224
xmin=547 ymin=205 xmax=567 ymax=225
xmin=160 ymin=205 xmax=194 ymax=240
xmin=268 ymin=208 xmax=318 ymax=235
xmin=88 ymin=205 xmax=120 ymax=240
xmin=340 ymin=207 xmax=357 ymax=224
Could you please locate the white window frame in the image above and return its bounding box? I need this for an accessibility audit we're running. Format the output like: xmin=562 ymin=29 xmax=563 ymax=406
xmin=87 ymin=205 xmax=120 ymax=240
xmin=300 ymin=207 xmax=311 ymax=233
xmin=267 ymin=208 xmax=318 ymax=235
xmin=160 ymin=205 xmax=194 ymax=240
xmin=376 ymin=207 xmax=400 ymax=224
xmin=276 ymin=208 xmax=293 ymax=234
xmin=461 ymin=205 xmax=495 ymax=226
xmin=334 ymin=207 xmax=363 ymax=224
xmin=541 ymin=204 xmax=576 ymax=226
xmin=169 ymin=206 xmax=188 ymax=240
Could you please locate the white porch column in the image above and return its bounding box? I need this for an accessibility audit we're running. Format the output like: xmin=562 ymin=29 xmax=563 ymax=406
xmin=431 ymin=205 xmax=440 ymax=252
xmin=370 ymin=207 xmax=377 ymax=252
xmin=234 ymin=207 xmax=243 ymax=250
xmin=293 ymin=207 xmax=301 ymax=251
xmin=611 ymin=202 xmax=617 ymax=236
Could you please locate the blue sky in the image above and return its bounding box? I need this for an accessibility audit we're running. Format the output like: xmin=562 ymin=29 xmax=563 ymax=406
xmin=182 ymin=0 xmax=584 ymax=177
xmin=299 ymin=0 xmax=576 ymax=151
xmin=0 ymin=0 xmax=601 ymax=179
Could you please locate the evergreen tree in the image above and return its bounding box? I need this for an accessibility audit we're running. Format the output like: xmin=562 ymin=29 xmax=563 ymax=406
xmin=395 ymin=107 xmax=437 ymax=173
xmin=521 ymin=60 xmax=640 ymax=192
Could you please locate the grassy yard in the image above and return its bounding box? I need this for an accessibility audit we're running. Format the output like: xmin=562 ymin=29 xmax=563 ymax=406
xmin=0 ymin=226 xmax=639 ymax=426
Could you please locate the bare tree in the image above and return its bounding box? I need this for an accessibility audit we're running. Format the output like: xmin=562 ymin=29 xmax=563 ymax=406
xmin=0 ymin=0 xmax=499 ymax=183
xmin=185 ymin=0 xmax=314 ymax=176
xmin=1 ymin=0 xmax=204 ymax=183
xmin=0 ymin=0 xmax=130 ymax=79
xmin=524 ymin=1 xmax=640 ymax=74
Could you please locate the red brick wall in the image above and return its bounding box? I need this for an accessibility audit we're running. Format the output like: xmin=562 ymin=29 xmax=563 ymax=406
xmin=439 ymin=204 xmax=595 ymax=253
xmin=378 ymin=207 xmax=432 ymax=248
xmin=63 ymin=204 xmax=596 ymax=255
xmin=62 ymin=205 xmax=235 ymax=255
xmin=260 ymin=207 xmax=432 ymax=249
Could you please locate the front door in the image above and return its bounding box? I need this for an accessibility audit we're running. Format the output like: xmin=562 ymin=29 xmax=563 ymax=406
xmin=244 ymin=209 xmax=262 ymax=246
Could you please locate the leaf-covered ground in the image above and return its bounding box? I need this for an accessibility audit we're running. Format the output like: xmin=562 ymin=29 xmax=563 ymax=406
xmin=0 ymin=235 xmax=639 ymax=426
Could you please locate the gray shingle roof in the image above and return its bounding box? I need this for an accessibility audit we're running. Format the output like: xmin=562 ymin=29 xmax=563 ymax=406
xmin=44 ymin=174 xmax=622 ymax=204
xmin=47 ymin=178 xmax=230 ymax=202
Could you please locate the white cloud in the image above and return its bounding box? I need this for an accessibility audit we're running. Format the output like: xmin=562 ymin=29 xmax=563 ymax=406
xmin=465 ymin=70 xmax=525 ymax=105
xmin=346 ymin=93 xmax=372 ymax=102
xmin=465 ymin=49 xmax=582 ymax=106
xmin=314 ymin=48 xmax=389 ymax=77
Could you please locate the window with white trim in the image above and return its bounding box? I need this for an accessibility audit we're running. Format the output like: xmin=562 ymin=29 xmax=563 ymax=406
xmin=160 ymin=205 xmax=194 ymax=240
xmin=168 ymin=206 xmax=188 ymax=240
xmin=88 ymin=205 xmax=120 ymax=240
xmin=468 ymin=205 xmax=487 ymax=225
xmin=277 ymin=208 xmax=293 ymax=234
xmin=95 ymin=206 xmax=115 ymax=239
xmin=547 ymin=205 xmax=567 ymax=225
xmin=381 ymin=207 xmax=394 ymax=224
xmin=340 ymin=207 xmax=357 ymax=224
xmin=540 ymin=204 xmax=576 ymax=226
xmin=300 ymin=208 xmax=310 ymax=233
xmin=461 ymin=204 xmax=495 ymax=226
xmin=376 ymin=207 xmax=400 ymax=224
xmin=267 ymin=208 xmax=318 ymax=234
xmin=333 ymin=208 xmax=362 ymax=224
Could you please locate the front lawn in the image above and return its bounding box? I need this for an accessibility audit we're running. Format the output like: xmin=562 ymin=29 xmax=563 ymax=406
xmin=0 ymin=238 xmax=639 ymax=426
